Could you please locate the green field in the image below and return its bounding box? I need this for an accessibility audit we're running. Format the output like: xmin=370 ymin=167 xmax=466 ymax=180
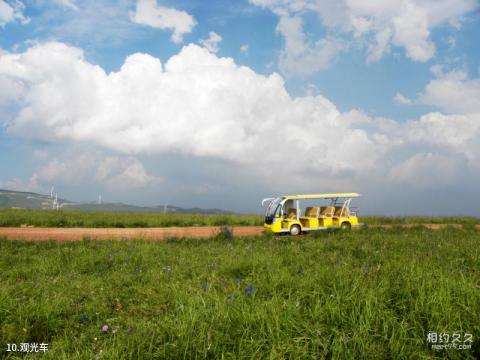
xmin=0 ymin=209 xmax=262 ymax=228
xmin=1 ymin=228 xmax=479 ymax=359
xmin=0 ymin=209 xmax=479 ymax=228
xmin=361 ymin=216 xmax=480 ymax=227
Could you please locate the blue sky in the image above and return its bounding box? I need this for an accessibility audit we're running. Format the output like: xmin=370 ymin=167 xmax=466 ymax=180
xmin=0 ymin=0 xmax=479 ymax=214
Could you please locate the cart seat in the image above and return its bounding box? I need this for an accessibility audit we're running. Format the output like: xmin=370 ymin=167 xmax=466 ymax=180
xmin=287 ymin=208 xmax=297 ymax=219
xmin=301 ymin=207 xmax=319 ymax=219
xmin=333 ymin=206 xmax=350 ymax=218
xmin=318 ymin=206 xmax=334 ymax=218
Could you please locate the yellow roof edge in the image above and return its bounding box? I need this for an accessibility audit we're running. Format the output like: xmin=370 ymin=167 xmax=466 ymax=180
xmin=283 ymin=193 xmax=360 ymax=199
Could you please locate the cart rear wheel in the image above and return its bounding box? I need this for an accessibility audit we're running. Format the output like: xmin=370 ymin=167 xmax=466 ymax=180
xmin=340 ymin=222 xmax=351 ymax=230
xmin=290 ymin=225 xmax=301 ymax=236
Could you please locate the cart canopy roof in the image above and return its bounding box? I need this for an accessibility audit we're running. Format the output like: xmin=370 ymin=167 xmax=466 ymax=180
xmin=283 ymin=193 xmax=360 ymax=200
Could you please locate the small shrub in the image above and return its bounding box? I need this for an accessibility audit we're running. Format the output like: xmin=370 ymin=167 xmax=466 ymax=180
xmin=216 ymin=226 xmax=234 ymax=240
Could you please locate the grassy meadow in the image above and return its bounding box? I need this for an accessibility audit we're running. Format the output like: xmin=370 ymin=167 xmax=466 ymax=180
xmin=0 ymin=208 xmax=479 ymax=228
xmin=0 ymin=209 xmax=263 ymax=228
xmin=363 ymin=216 xmax=480 ymax=227
xmin=1 ymin=227 xmax=479 ymax=359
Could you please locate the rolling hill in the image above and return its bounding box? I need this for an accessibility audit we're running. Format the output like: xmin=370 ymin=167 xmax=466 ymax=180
xmin=0 ymin=189 xmax=231 ymax=214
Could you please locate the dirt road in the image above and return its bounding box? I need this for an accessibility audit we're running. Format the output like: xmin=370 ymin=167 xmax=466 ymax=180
xmin=0 ymin=223 xmax=478 ymax=241
xmin=0 ymin=226 xmax=265 ymax=241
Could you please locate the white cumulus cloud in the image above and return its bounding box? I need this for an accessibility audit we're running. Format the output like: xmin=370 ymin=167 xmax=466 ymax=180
xmin=276 ymin=14 xmax=346 ymax=76
xmin=95 ymin=156 xmax=162 ymax=191
xmin=0 ymin=0 xmax=29 ymax=27
xmin=389 ymin=152 xmax=469 ymax=189
xmin=249 ymin=0 xmax=479 ymax=73
xmin=27 ymin=149 xmax=162 ymax=191
xmin=130 ymin=0 xmax=196 ymax=43
xmin=55 ymin=0 xmax=79 ymax=11
xmin=419 ymin=70 xmax=480 ymax=114
xmin=0 ymin=41 xmax=479 ymax=195
xmin=0 ymin=42 xmax=379 ymax=177
xmin=393 ymin=92 xmax=413 ymax=105
xmin=199 ymin=31 xmax=222 ymax=53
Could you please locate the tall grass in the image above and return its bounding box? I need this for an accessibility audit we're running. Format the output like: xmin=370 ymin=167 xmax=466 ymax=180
xmin=0 ymin=209 xmax=478 ymax=228
xmin=0 ymin=209 xmax=263 ymax=228
xmin=0 ymin=227 xmax=479 ymax=359
xmin=364 ymin=216 xmax=479 ymax=226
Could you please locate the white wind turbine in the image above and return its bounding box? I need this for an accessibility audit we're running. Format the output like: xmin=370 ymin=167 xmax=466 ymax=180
xmin=51 ymin=187 xmax=56 ymax=210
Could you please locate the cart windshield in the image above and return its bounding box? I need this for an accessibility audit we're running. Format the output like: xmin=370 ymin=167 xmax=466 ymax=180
xmin=265 ymin=197 xmax=282 ymax=217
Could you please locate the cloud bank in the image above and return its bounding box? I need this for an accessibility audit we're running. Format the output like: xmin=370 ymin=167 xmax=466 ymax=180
xmin=0 ymin=149 xmax=161 ymax=193
xmin=0 ymin=41 xmax=479 ymax=200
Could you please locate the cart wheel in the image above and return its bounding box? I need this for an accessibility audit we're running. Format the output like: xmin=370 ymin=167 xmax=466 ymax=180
xmin=290 ymin=225 xmax=301 ymax=236
xmin=340 ymin=222 xmax=351 ymax=230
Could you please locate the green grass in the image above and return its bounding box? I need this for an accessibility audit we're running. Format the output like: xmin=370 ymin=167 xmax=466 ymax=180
xmin=0 ymin=209 xmax=478 ymax=228
xmin=1 ymin=228 xmax=479 ymax=359
xmin=364 ymin=216 xmax=480 ymax=227
xmin=0 ymin=209 xmax=263 ymax=228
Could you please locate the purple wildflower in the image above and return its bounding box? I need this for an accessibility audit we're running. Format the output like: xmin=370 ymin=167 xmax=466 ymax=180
xmin=80 ymin=314 xmax=89 ymax=323
xmin=246 ymin=284 xmax=254 ymax=296
xmin=101 ymin=324 xmax=109 ymax=333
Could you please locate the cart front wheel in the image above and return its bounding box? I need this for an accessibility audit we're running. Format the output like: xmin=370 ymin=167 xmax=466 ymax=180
xmin=290 ymin=225 xmax=301 ymax=236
